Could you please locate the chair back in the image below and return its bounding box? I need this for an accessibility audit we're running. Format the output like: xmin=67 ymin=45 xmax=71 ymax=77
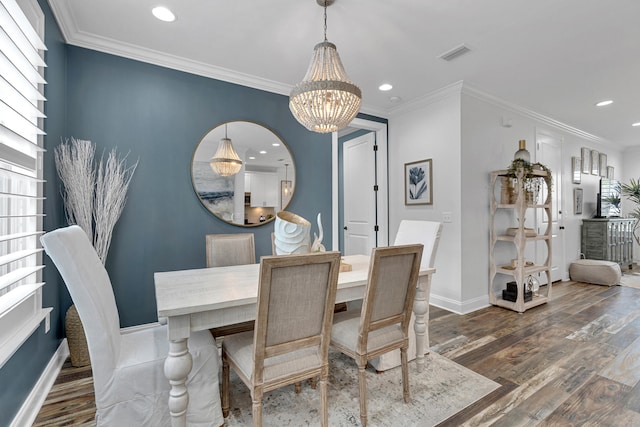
xmin=394 ymin=220 xmax=442 ymax=270
xmin=253 ymin=252 xmax=341 ymax=379
xmin=40 ymin=226 xmax=121 ymax=390
xmin=359 ymin=244 xmax=423 ymax=350
xmin=206 ymin=233 xmax=256 ymax=267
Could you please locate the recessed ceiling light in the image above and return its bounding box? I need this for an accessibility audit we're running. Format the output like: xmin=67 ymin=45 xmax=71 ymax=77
xmin=389 ymin=96 xmax=402 ymax=103
xmin=259 ymin=150 xmax=267 ymax=154
xmin=249 ymin=156 xmax=256 ymax=160
xmin=595 ymin=100 xmax=613 ymax=107
xmin=272 ymin=143 xmax=280 ymax=147
xmin=378 ymin=83 xmax=393 ymax=91
xmin=152 ymin=6 xmax=175 ymax=22
xmin=632 ymin=122 xmax=640 ymax=127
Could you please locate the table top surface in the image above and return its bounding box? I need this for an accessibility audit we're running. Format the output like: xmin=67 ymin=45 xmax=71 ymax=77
xmin=154 ymin=254 xmax=434 ymax=318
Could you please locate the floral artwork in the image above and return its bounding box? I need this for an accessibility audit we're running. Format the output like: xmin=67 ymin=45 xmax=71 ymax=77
xmin=405 ymin=159 xmax=432 ymax=205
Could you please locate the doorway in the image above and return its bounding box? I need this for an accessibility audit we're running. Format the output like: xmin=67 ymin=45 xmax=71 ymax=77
xmin=332 ymin=118 xmax=389 ymax=253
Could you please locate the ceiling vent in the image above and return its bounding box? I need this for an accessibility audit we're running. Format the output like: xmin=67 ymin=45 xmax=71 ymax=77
xmin=438 ymin=44 xmax=471 ymax=61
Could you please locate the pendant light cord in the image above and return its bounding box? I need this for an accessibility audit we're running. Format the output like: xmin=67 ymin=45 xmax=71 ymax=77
xmin=224 ymin=123 xmax=228 ymax=138
xmin=323 ymin=1 xmax=328 ymax=41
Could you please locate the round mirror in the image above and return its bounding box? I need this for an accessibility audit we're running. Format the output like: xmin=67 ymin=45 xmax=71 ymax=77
xmin=191 ymin=121 xmax=295 ymax=226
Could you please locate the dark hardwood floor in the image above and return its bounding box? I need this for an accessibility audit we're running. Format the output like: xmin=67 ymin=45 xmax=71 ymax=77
xmin=34 ymin=279 xmax=640 ymax=426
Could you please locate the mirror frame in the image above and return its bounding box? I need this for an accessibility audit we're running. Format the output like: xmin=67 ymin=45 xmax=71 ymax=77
xmin=191 ymin=120 xmax=295 ymax=227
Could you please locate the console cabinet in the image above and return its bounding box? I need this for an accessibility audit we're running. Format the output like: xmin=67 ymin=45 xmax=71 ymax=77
xmin=489 ymin=168 xmax=552 ymax=313
xmin=581 ymin=218 xmax=636 ymax=269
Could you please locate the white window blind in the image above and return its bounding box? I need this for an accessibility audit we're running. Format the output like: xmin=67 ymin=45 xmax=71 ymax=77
xmin=0 ymin=0 xmax=50 ymax=369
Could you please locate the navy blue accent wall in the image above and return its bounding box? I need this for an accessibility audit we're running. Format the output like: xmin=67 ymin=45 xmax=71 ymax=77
xmin=64 ymin=47 xmax=332 ymax=326
xmin=0 ymin=1 xmax=67 ymax=425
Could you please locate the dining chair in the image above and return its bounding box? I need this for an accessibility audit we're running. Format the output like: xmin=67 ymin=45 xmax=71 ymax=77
xmin=41 ymin=225 xmax=224 ymax=427
xmin=221 ymin=251 xmax=341 ymax=427
xmin=207 ymin=233 xmax=257 ymax=338
xmin=330 ymin=244 xmax=423 ymax=427
xmin=370 ymin=220 xmax=442 ymax=372
xmin=206 ymin=233 xmax=256 ymax=268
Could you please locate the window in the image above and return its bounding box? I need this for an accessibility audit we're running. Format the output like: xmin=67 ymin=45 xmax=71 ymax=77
xmin=0 ymin=0 xmax=50 ymax=368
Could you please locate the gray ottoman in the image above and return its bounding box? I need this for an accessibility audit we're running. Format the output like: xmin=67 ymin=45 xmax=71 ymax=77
xmin=569 ymin=259 xmax=621 ymax=286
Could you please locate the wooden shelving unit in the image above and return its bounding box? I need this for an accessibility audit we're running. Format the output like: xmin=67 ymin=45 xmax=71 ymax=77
xmin=489 ymin=168 xmax=552 ymax=313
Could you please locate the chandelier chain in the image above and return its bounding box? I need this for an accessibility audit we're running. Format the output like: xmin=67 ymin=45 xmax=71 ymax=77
xmin=323 ymin=1 xmax=328 ymax=41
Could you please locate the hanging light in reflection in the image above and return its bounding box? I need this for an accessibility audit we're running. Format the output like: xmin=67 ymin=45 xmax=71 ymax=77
xmin=210 ymin=124 xmax=242 ymax=176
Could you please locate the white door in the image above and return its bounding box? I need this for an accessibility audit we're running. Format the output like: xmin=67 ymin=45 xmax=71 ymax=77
xmin=536 ymin=130 xmax=564 ymax=283
xmin=343 ymin=132 xmax=376 ymax=256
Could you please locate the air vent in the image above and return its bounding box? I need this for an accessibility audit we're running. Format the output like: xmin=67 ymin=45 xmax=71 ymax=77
xmin=438 ymin=44 xmax=471 ymax=61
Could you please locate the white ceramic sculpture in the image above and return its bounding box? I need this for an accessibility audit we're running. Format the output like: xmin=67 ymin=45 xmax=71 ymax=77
xmin=311 ymin=213 xmax=325 ymax=252
xmin=274 ymin=211 xmax=311 ymax=255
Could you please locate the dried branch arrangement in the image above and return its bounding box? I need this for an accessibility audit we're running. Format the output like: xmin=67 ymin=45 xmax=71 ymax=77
xmin=54 ymin=137 xmax=138 ymax=264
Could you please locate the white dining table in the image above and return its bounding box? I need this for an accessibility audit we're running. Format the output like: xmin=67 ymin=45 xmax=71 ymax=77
xmin=154 ymin=254 xmax=435 ymax=427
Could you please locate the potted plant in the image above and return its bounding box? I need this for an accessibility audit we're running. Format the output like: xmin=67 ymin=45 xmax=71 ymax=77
xmin=54 ymin=137 xmax=138 ymax=366
xmin=505 ymin=158 xmax=552 ymax=204
xmin=621 ymin=178 xmax=640 ymax=248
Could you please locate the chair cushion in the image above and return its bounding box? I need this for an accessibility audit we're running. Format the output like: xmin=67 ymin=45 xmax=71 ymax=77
xmin=223 ymin=331 xmax=322 ymax=383
xmin=569 ymin=259 xmax=621 ymax=286
xmin=331 ymin=310 xmax=404 ymax=354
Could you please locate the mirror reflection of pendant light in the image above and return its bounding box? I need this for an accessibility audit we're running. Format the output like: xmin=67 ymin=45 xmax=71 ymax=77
xmin=210 ymin=124 xmax=242 ymax=176
xmin=283 ymin=163 xmax=291 ymax=195
xmin=289 ymin=0 xmax=362 ymax=133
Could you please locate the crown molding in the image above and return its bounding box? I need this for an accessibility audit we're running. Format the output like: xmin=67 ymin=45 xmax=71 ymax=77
xmin=461 ymin=82 xmax=611 ymax=145
xmin=388 ymin=81 xmax=464 ymax=116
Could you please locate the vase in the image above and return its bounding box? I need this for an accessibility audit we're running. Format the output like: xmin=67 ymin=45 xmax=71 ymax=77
xmin=274 ymin=211 xmax=311 ymax=255
xmin=514 ymin=139 xmax=530 ymax=162
xmin=65 ymin=304 xmax=91 ymax=367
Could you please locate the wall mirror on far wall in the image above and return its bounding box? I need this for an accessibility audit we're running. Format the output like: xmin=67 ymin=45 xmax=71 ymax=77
xmin=191 ymin=121 xmax=295 ymax=227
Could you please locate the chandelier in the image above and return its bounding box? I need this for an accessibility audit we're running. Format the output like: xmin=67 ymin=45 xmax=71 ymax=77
xmin=209 ymin=124 xmax=242 ymax=176
xmin=289 ymin=0 xmax=361 ymax=133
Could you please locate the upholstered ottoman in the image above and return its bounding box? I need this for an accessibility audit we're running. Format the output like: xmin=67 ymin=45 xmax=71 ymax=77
xmin=569 ymin=259 xmax=621 ymax=286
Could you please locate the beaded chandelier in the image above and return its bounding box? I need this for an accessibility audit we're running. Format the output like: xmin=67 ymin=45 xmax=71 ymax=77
xmin=209 ymin=124 xmax=242 ymax=176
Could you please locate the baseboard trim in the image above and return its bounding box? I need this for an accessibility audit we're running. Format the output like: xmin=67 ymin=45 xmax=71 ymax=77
xmin=11 ymin=339 xmax=69 ymax=427
xmin=430 ymin=294 xmax=490 ymax=315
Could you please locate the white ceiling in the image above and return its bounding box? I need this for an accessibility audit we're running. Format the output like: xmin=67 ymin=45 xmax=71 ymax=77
xmin=48 ymin=0 xmax=640 ymax=148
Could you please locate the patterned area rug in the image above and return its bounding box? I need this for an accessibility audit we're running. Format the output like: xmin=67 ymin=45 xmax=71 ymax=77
xmin=620 ymin=271 xmax=640 ymax=289
xmin=224 ymin=350 xmax=499 ymax=426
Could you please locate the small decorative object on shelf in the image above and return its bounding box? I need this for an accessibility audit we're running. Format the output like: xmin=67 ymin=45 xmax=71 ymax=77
xmin=526 ymin=275 xmax=540 ymax=297
xmin=513 ymin=139 xmax=531 ymax=162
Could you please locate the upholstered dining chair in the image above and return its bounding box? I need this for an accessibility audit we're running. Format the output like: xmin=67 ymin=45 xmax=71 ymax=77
xmin=41 ymin=226 xmax=224 ymax=427
xmin=207 ymin=233 xmax=257 ymax=338
xmin=221 ymin=251 xmax=341 ymax=427
xmin=330 ymin=244 xmax=423 ymax=427
xmin=370 ymin=220 xmax=442 ymax=372
xmin=206 ymin=233 xmax=256 ymax=268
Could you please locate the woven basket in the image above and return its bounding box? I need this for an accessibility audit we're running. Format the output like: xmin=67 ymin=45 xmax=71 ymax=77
xmin=65 ymin=304 xmax=91 ymax=367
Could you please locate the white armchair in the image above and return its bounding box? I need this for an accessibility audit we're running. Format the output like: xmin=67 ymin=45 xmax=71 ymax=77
xmin=369 ymin=220 xmax=442 ymax=372
xmin=41 ymin=226 xmax=224 ymax=426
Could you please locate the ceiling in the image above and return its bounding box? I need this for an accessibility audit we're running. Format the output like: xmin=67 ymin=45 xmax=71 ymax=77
xmin=48 ymin=0 xmax=640 ymax=148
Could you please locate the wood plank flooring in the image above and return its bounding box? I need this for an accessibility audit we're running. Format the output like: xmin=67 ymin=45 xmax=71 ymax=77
xmin=33 ymin=279 xmax=640 ymax=426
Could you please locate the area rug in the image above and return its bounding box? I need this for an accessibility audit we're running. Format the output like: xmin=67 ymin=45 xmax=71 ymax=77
xmin=620 ymin=271 xmax=640 ymax=289
xmin=224 ymin=350 xmax=499 ymax=426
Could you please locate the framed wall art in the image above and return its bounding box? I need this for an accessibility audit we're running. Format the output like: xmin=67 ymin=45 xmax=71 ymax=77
xmin=599 ymin=153 xmax=607 ymax=177
xmin=404 ymin=158 xmax=432 ymax=205
xmin=607 ymin=166 xmax=614 ymax=179
xmin=581 ymin=147 xmax=590 ymax=174
xmin=572 ymin=156 xmax=581 ymax=184
xmin=574 ymin=188 xmax=583 ymax=215
xmin=591 ymin=150 xmax=599 ymax=175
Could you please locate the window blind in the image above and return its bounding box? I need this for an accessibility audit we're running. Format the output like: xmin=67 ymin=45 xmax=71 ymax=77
xmin=0 ymin=0 xmax=50 ymax=369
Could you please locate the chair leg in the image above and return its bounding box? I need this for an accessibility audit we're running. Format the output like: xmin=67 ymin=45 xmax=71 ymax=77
xmin=294 ymin=382 xmax=302 ymax=394
xmin=401 ymin=347 xmax=410 ymax=403
xmin=310 ymin=376 xmax=318 ymax=389
xmin=357 ymin=360 xmax=368 ymax=427
xmin=222 ymin=354 xmax=230 ymax=418
xmin=320 ymin=372 xmax=328 ymax=427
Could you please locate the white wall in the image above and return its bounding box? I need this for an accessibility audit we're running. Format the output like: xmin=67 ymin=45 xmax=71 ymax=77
xmin=388 ymin=81 xmax=626 ymax=314
xmin=388 ymin=85 xmax=463 ymax=306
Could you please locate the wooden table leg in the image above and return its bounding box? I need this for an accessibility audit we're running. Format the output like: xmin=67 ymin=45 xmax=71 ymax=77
xmin=413 ymin=273 xmax=433 ymax=372
xmin=164 ymin=316 xmax=192 ymax=427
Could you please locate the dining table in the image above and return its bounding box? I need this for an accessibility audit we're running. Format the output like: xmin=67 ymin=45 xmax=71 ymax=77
xmin=154 ymin=253 xmax=435 ymax=427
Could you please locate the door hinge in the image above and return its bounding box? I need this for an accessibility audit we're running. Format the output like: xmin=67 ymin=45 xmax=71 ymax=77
xmin=374 ymin=225 xmax=379 ymax=232
xmin=373 ymin=185 xmax=378 ymax=192
xmin=373 ymin=145 xmax=378 ymax=151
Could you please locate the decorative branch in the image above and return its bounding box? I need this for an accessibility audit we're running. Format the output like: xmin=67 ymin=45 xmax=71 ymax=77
xmin=54 ymin=138 xmax=95 ymax=241
xmin=54 ymin=137 xmax=138 ymax=264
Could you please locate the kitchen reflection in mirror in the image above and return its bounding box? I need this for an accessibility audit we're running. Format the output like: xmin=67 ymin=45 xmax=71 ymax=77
xmin=191 ymin=121 xmax=295 ymax=226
